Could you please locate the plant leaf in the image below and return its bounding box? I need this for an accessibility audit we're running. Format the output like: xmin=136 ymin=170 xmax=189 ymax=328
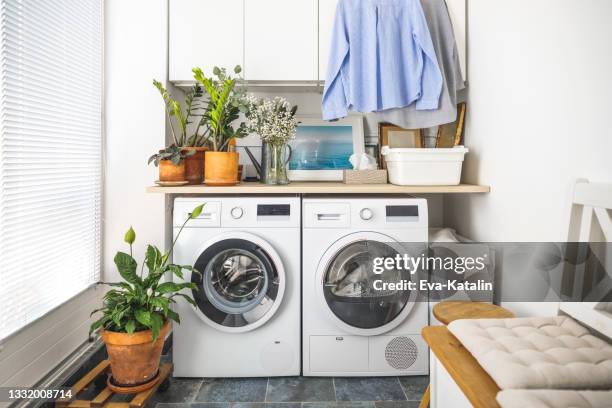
xmin=156 ymin=282 xmax=179 ymax=294
xmin=150 ymin=313 xmax=164 ymax=342
xmin=145 ymin=245 xmax=162 ymax=273
xmin=89 ymin=315 xmax=110 ymax=334
xmin=114 ymin=252 xmax=140 ymax=285
xmin=167 ymin=309 xmax=180 ymax=323
xmin=150 ymin=296 xmax=170 ymax=311
xmin=134 ymin=309 xmax=152 ymax=327
xmin=168 ymin=264 xmax=184 ymax=280
xmin=171 ymin=293 xmax=198 ymax=307
xmin=190 ymin=204 xmax=205 ymax=219
xmin=125 ymin=319 xmax=136 ymax=335
xmin=101 ymin=281 xmax=133 ymax=291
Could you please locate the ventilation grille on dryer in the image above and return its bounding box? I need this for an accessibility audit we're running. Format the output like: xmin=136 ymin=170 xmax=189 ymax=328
xmin=385 ymin=337 xmax=418 ymax=370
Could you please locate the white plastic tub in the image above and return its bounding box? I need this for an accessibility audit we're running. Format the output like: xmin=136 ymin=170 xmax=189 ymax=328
xmin=381 ymin=146 xmax=469 ymax=186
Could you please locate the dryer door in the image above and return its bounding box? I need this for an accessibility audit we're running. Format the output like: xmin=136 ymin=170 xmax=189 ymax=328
xmin=316 ymin=231 xmax=424 ymax=336
xmin=191 ymin=231 xmax=285 ymax=333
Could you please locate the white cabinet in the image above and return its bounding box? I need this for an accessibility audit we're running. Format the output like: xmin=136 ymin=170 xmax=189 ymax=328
xmin=244 ymin=0 xmax=318 ymax=81
xmin=318 ymin=0 xmax=338 ymax=81
xmin=169 ymin=0 xmax=467 ymax=84
xmin=169 ymin=0 xmax=244 ymax=82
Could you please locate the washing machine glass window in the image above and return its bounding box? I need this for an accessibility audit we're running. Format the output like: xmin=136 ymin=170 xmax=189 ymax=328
xmin=192 ymin=239 xmax=280 ymax=329
xmin=323 ymin=240 xmax=413 ymax=330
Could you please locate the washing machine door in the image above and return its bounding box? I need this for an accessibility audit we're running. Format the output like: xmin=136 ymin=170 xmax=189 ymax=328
xmin=316 ymin=231 xmax=423 ymax=336
xmin=190 ymin=231 xmax=285 ymax=333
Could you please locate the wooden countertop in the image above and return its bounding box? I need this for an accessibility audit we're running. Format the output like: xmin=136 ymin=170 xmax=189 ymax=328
xmin=432 ymin=301 xmax=515 ymax=325
xmin=146 ymin=182 xmax=490 ymax=195
xmin=423 ymin=326 xmax=501 ymax=408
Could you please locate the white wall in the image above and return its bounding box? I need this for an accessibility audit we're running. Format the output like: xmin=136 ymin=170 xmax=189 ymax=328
xmin=445 ymin=0 xmax=612 ymax=316
xmin=104 ymin=0 xmax=168 ymax=281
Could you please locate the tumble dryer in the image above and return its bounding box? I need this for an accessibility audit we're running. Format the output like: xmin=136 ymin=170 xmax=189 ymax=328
xmin=302 ymin=197 xmax=429 ymax=376
xmin=172 ymin=197 xmax=300 ymax=377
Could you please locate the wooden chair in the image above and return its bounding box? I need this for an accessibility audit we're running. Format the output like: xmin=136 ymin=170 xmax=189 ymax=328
xmin=560 ymin=179 xmax=612 ymax=338
xmin=423 ymin=180 xmax=612 ymax=408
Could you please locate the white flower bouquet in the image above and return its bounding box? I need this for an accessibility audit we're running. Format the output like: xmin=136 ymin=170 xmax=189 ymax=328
xmin=244 ymin=96 xmax=298 ymax=146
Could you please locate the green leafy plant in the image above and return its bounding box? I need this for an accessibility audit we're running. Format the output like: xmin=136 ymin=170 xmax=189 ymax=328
xmin=193 ymin=66 xmax=249 ymax=152
xmin=89 ymin=204 xmax=205 ymax=341
xmin=147 ymin=144 xmax=194 ymax=167
xmin=153 ymin=80 xmax=208 ymax=147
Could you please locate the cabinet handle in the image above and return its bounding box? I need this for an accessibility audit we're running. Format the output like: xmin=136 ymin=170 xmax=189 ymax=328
xmin=335 ymin=336 xmax=344 ymax=341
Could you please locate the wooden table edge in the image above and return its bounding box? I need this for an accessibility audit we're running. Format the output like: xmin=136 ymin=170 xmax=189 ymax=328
xmin=423 ymin=326 xmax=501 ymax=408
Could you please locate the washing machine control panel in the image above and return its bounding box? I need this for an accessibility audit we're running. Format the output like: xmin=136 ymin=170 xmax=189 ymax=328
xmin=257 ymin=204 xmax=291 ymax=216
xmin=230 ymin=206 xmax=244 ymax=219
xmin=359 ymin=208 xmax=374 ymax=220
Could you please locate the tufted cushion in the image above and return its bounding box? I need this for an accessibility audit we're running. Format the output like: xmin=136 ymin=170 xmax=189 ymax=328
xmin=497 ymin=390 xmax=612 ymax=408
xmin=448 ymin=316 xmax=612 ymax=389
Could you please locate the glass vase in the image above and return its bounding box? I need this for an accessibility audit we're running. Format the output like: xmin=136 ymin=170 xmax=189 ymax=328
xmin=262 ymin=142 xmax=291 ymax=185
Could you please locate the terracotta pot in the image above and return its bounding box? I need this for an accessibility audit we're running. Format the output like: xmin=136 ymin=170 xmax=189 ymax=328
xmin=204 ymin=151 xmax=239 ymax=186
xmin=182 ymin=147 xmax=207 ymax=185
xmin=101 ymin=321 xmax=170 ymax=390
xmin=159 ymin=159 xmax=185 ymax=182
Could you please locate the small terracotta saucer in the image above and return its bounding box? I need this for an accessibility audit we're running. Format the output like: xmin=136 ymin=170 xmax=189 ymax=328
xmin=107 ymin=371 xmax=160 ymax=394
xmin=155 ymin=180 xmax=189 ymax=187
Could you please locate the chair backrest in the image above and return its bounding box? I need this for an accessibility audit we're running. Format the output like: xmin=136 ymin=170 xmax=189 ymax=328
xmin=567 ymin=179 xmax=612 ymax=242
xmin=559 ymin=179 xmax=612 ymax=338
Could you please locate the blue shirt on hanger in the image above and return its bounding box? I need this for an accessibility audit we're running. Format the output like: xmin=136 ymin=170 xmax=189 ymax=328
xmin=322 ymin=0 xmax=443 ymax=120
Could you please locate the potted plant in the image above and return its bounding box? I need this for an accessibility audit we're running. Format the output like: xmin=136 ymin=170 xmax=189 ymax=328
xmin=193 ymin=66 xmax=248 ymax=186
xmin=147 ymin=144 xmax=194 ymax=183
xmin=89 ymin=204 xmax=204 ymax=393
xmin=152 ymin=80 xmax=209 ymax=184
xmin=245 ymin=96 xmax=298 ymax=185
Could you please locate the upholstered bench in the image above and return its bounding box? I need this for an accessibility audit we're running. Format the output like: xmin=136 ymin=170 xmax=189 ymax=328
xmin=448 ymin=316 xmax=612 ymax=390
xmin=496 ymin=390 xmax=612 ymax=408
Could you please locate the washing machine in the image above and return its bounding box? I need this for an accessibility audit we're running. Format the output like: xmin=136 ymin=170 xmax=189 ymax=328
xmin=172 ymin=196 xmax=300 ymax=377
xmin=303 ymin=197 xmax=429 ymax=376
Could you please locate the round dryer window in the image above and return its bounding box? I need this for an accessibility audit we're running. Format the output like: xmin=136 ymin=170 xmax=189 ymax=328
xmin=191 ymin=237 xmax=284 ymax=331
xmin=320 ymin=236 xmax=417 ymax=333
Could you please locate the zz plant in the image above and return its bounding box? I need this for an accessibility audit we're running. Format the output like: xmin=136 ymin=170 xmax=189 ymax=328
xmin=193 ymin=65 xmax=249 ymax=152
xmin=90 ymin=204 xmax=205 ymax=341
xmin=153 ymin=80 xmax=207 ymax=147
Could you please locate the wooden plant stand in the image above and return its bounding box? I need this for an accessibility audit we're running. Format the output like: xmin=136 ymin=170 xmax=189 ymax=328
xmin=55 ymin=360 xmax=172 ymax=408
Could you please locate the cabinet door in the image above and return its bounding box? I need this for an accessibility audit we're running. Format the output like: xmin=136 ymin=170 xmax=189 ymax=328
xmin=318 ymin=0 xmax=339 ymax=81
xmin=244 ymin=0 xmax=317 ymax=81
xmin=169 ymin=0 xmax=244 ymax=82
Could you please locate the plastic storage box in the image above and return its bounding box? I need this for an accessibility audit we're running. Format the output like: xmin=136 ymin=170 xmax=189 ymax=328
xmin=381 ymin=146 xmax=468 ymax=186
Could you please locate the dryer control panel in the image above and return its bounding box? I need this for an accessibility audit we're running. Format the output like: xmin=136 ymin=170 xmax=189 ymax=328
xmin=303 ymin=198 xmax=427 ymax=231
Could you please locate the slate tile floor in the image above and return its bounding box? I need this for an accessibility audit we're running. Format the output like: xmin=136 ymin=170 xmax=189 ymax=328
xmin=149 ymin=376 xmax=428 ymax=408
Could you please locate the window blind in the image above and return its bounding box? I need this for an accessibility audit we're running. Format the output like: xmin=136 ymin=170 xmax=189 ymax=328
xmin=0 ymin=0 xmax=102 ymax=341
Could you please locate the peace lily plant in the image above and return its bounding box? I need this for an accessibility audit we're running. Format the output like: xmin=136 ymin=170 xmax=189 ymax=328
xmin=90 ymin=204 xmax=204 ymax=390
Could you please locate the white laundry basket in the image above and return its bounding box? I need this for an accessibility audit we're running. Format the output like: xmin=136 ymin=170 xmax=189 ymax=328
xmin=381 ymin=146 xmax=468 ymax=185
